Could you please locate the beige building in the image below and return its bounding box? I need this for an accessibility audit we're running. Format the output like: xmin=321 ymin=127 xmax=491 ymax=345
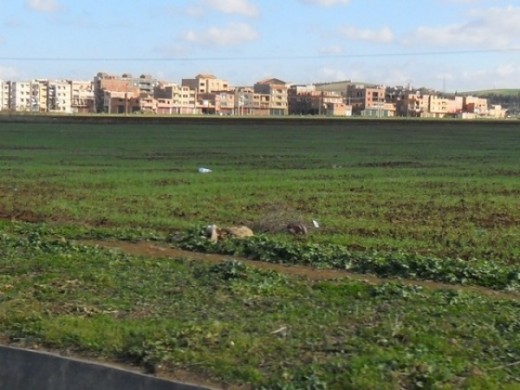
xmin=103 ymin=90 xmax=141 ymax=114
xmin=288 ymin=84 xmax=351 ymax=116
xmin=421 ymin=95 xmax=463 ymax=118
xmin=399 ymin=92 xmax=430 ymax=117
xmin=253 ymin=78 xmax=288 ymax=116
xmin=488 ymin=105 xmax=507 ymax=119
xmin=464 ymin=96 xmax=488 ymax=115
xmin=346 ymin=84 xmax=394 ymax=116
xmin=181 ymin=74 xmax=231 ymax=94
xmin=93 ymin=72 xmax=158 ymax=113
xmin=154 ymin=83 xmax=197 ymax=115
xmin=234 ymin=87 xmax=270 ymax=116
xmin=196 ymin=91 xmax=235 ymax=115
xmin=71 ymin=81 xmax=95 ymax=113
xmin=30 ymin=80 xmax=49 ymax=112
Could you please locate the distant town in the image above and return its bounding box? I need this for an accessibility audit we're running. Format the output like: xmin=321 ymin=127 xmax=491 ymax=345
xmin=0 ymin=72 xmax=511 ymax=119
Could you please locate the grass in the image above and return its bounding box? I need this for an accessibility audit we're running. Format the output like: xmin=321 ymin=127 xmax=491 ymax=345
xmin=0 ymin=118 xmax=519 ymax=263
xmin=0 ymin=117 xmax=520 ymax=388
xmin=0 ymin=228 xmax=519 ymax=388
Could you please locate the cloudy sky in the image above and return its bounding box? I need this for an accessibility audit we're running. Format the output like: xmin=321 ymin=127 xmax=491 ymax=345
xmin=1 ymin=0 xmax=519 ymax=91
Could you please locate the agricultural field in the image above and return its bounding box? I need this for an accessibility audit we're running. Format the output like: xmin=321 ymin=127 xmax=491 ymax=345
xmin=0 ymin=117 xmax=519 ymax=388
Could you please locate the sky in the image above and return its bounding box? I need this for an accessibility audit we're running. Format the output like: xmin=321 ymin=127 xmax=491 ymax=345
xmin=1 ymin=0 xmax=519 ymax=92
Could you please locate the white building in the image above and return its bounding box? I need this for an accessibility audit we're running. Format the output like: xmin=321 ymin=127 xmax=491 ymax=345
xmin=0 ymin=80 xmax=9 ymax=111
xmin=48 ymin=80 xmax=72 ymax=113
xmin=9 ymin=81 xmax=32 ymax=112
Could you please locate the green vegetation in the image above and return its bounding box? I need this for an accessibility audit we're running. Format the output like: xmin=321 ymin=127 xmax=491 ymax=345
xmin=0 ymin=228 xmax=519 ymax=388
xmin=0 ymin=117 xmax=519 ymax=388
xmin=0 ymin=119 xmax=519 ymax=263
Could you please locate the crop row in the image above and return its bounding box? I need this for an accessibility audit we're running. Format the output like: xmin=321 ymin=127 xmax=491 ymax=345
xmin=175 ymin=227 xmax=520 ymax=291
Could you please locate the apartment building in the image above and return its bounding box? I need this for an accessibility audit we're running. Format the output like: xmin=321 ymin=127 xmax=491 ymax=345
xmin=0 ymin=80 xmax=9 ymax=111
xmin=181 ymin=74 xmax=231 ymax=94
xmin=103 ymin=90 xmax=141 ymax=114
xmin=1 ymin=70 xmax=497 ymax=118
xmin=346 ymin=84 xmax=395 ymax=116
xmin=93 ymin=72 xmax=158 ymax=113
xmin=253 ymin=79 xmax=288 ymax=116
xmin=30 ymin=80 xmax=49 ymax=112
xmin=234 ymin=87 xmax=270 ymax=116
xmin=48 ymin=81 xmax=73 ymax=113
xmin=9 ymin=81 xmax=32 ymax=111
xmin=154 ymin=83 xmax=197 ymax=115
xmin=71 ymin=81 xmax=95 ymax=113
xmin=464 ymin=96 xmax=488 ymax=115
xmin=397 ymin=92 xmax=430 ymax=117
xmin=288 ymin=85 xmax=351 ymax=116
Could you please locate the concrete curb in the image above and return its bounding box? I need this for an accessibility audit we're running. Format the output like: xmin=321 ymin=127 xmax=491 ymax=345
xmin=0 ymin=345 xmax=211 ymax=390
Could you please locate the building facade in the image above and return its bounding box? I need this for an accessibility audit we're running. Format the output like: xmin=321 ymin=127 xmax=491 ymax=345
xmin=9 ymin=81 xmax=33 ymax=112
xmin=181 ymin=74 xmax=231 ymax=94
xmin=0 ymin=81 xmax=9 ymax=111
xmin=288 ymin=84 xmax=351 ymax=116
xmin=253 ymin=79 xmax=288 ymax=116
xmin=71 ymin=81 xmax=95 ymax=113
xmin=346 ymin=84 xmax=393 ymax=116
xmin=48 ymin=81 xmax=73 ymax=113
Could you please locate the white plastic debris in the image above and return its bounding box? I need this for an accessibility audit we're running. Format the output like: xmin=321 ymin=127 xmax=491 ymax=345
xmin=312 ymin=219 xmax=320 ymax=228
xmin=198 ymin=167 xmax=212 ymax=173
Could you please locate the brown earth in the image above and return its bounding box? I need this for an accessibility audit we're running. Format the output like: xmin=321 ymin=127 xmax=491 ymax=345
xmin=85 ymin=240 xmax=519 ymax=301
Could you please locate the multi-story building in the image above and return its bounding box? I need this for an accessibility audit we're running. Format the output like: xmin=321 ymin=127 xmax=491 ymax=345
xmin=346 ymin=84 xmax=395 ymax=116
xmin=195 ymin=90 xmax=236 ymax=115
xmin=48 ymin=80 xmax=73 ymax=113
xmin=253 ymin=78 xmax=288 ymax=116
xmin=288 ymin=84 xmax=351 ymax=116
xmin=0 ymin=80 xmax=9 ymax=111
xmin=181 ymin=74 xmax=231 ymax=94
xmin=397 ymin=91 xmax=430 ymax=117
xmin=464 ymin=96 xmax=488 ymax=115
xmin=425 ymin=95 xmax=463 ymax=118
xmin=71 ymin=81 xmax=95 ymax=113
xmin=103 ymin=90 xmax=141 ymax=114
xmin=93 ymin=73 xmax=158 ymax=113
xmin=154 ymin=83 xmax=197 ymax=115
xmin=234 ymin=87 xmax=270 ymax=116
xmin=9 ymin=81 xmax=32 ymax=112
xmin=30 ymin=80 xmax=49 ymax=112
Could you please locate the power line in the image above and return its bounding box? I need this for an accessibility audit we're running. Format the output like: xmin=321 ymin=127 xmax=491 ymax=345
xmin=0 ymin=48 xmax=519 ymax=62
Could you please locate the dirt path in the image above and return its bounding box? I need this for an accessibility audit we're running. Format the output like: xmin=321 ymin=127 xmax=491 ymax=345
xmin=85 ymin=240 xmax=519 ymax=301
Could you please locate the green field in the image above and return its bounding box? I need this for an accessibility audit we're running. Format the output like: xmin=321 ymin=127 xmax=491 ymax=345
xmin=0 ymin=117 xmax=519 ymax=388
xmin=1 ymin=118 xmax=519 ymax=262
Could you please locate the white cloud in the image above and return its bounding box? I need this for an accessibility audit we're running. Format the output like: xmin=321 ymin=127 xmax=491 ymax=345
xmin=0 ymin=66 xmax=19 ymax=80
xmin=315 ymin=67 xmax=351 ymax=81
xmin=203 ymin=0 xmax=259 ymax=17
xmin=300 ymin=0 xmax=351 ymax=6
xmin=319 ymin=45 xmax=345 ymax=55
xmin=27 ymin=0 xmax=60 ymax=13
xmin=404 ymin=6 xmax=520 ymax=49
xmin=183 ymin=23 xmax=259 ymax=46
xmin=440 ymin=0 xmax=481 ymax=4
xmin=457 ymin=62 xmax=520 ymax=90
xmin=340 ymin=26 xmax=394 ymax=44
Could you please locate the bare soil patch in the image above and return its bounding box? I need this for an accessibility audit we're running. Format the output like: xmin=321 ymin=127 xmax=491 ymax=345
xmin=86 ymin=240 xmax=519 ymax=301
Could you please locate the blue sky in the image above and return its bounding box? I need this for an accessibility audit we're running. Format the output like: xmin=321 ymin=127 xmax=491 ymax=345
xmin=1 ymin=0 xmax=519 ymax=91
